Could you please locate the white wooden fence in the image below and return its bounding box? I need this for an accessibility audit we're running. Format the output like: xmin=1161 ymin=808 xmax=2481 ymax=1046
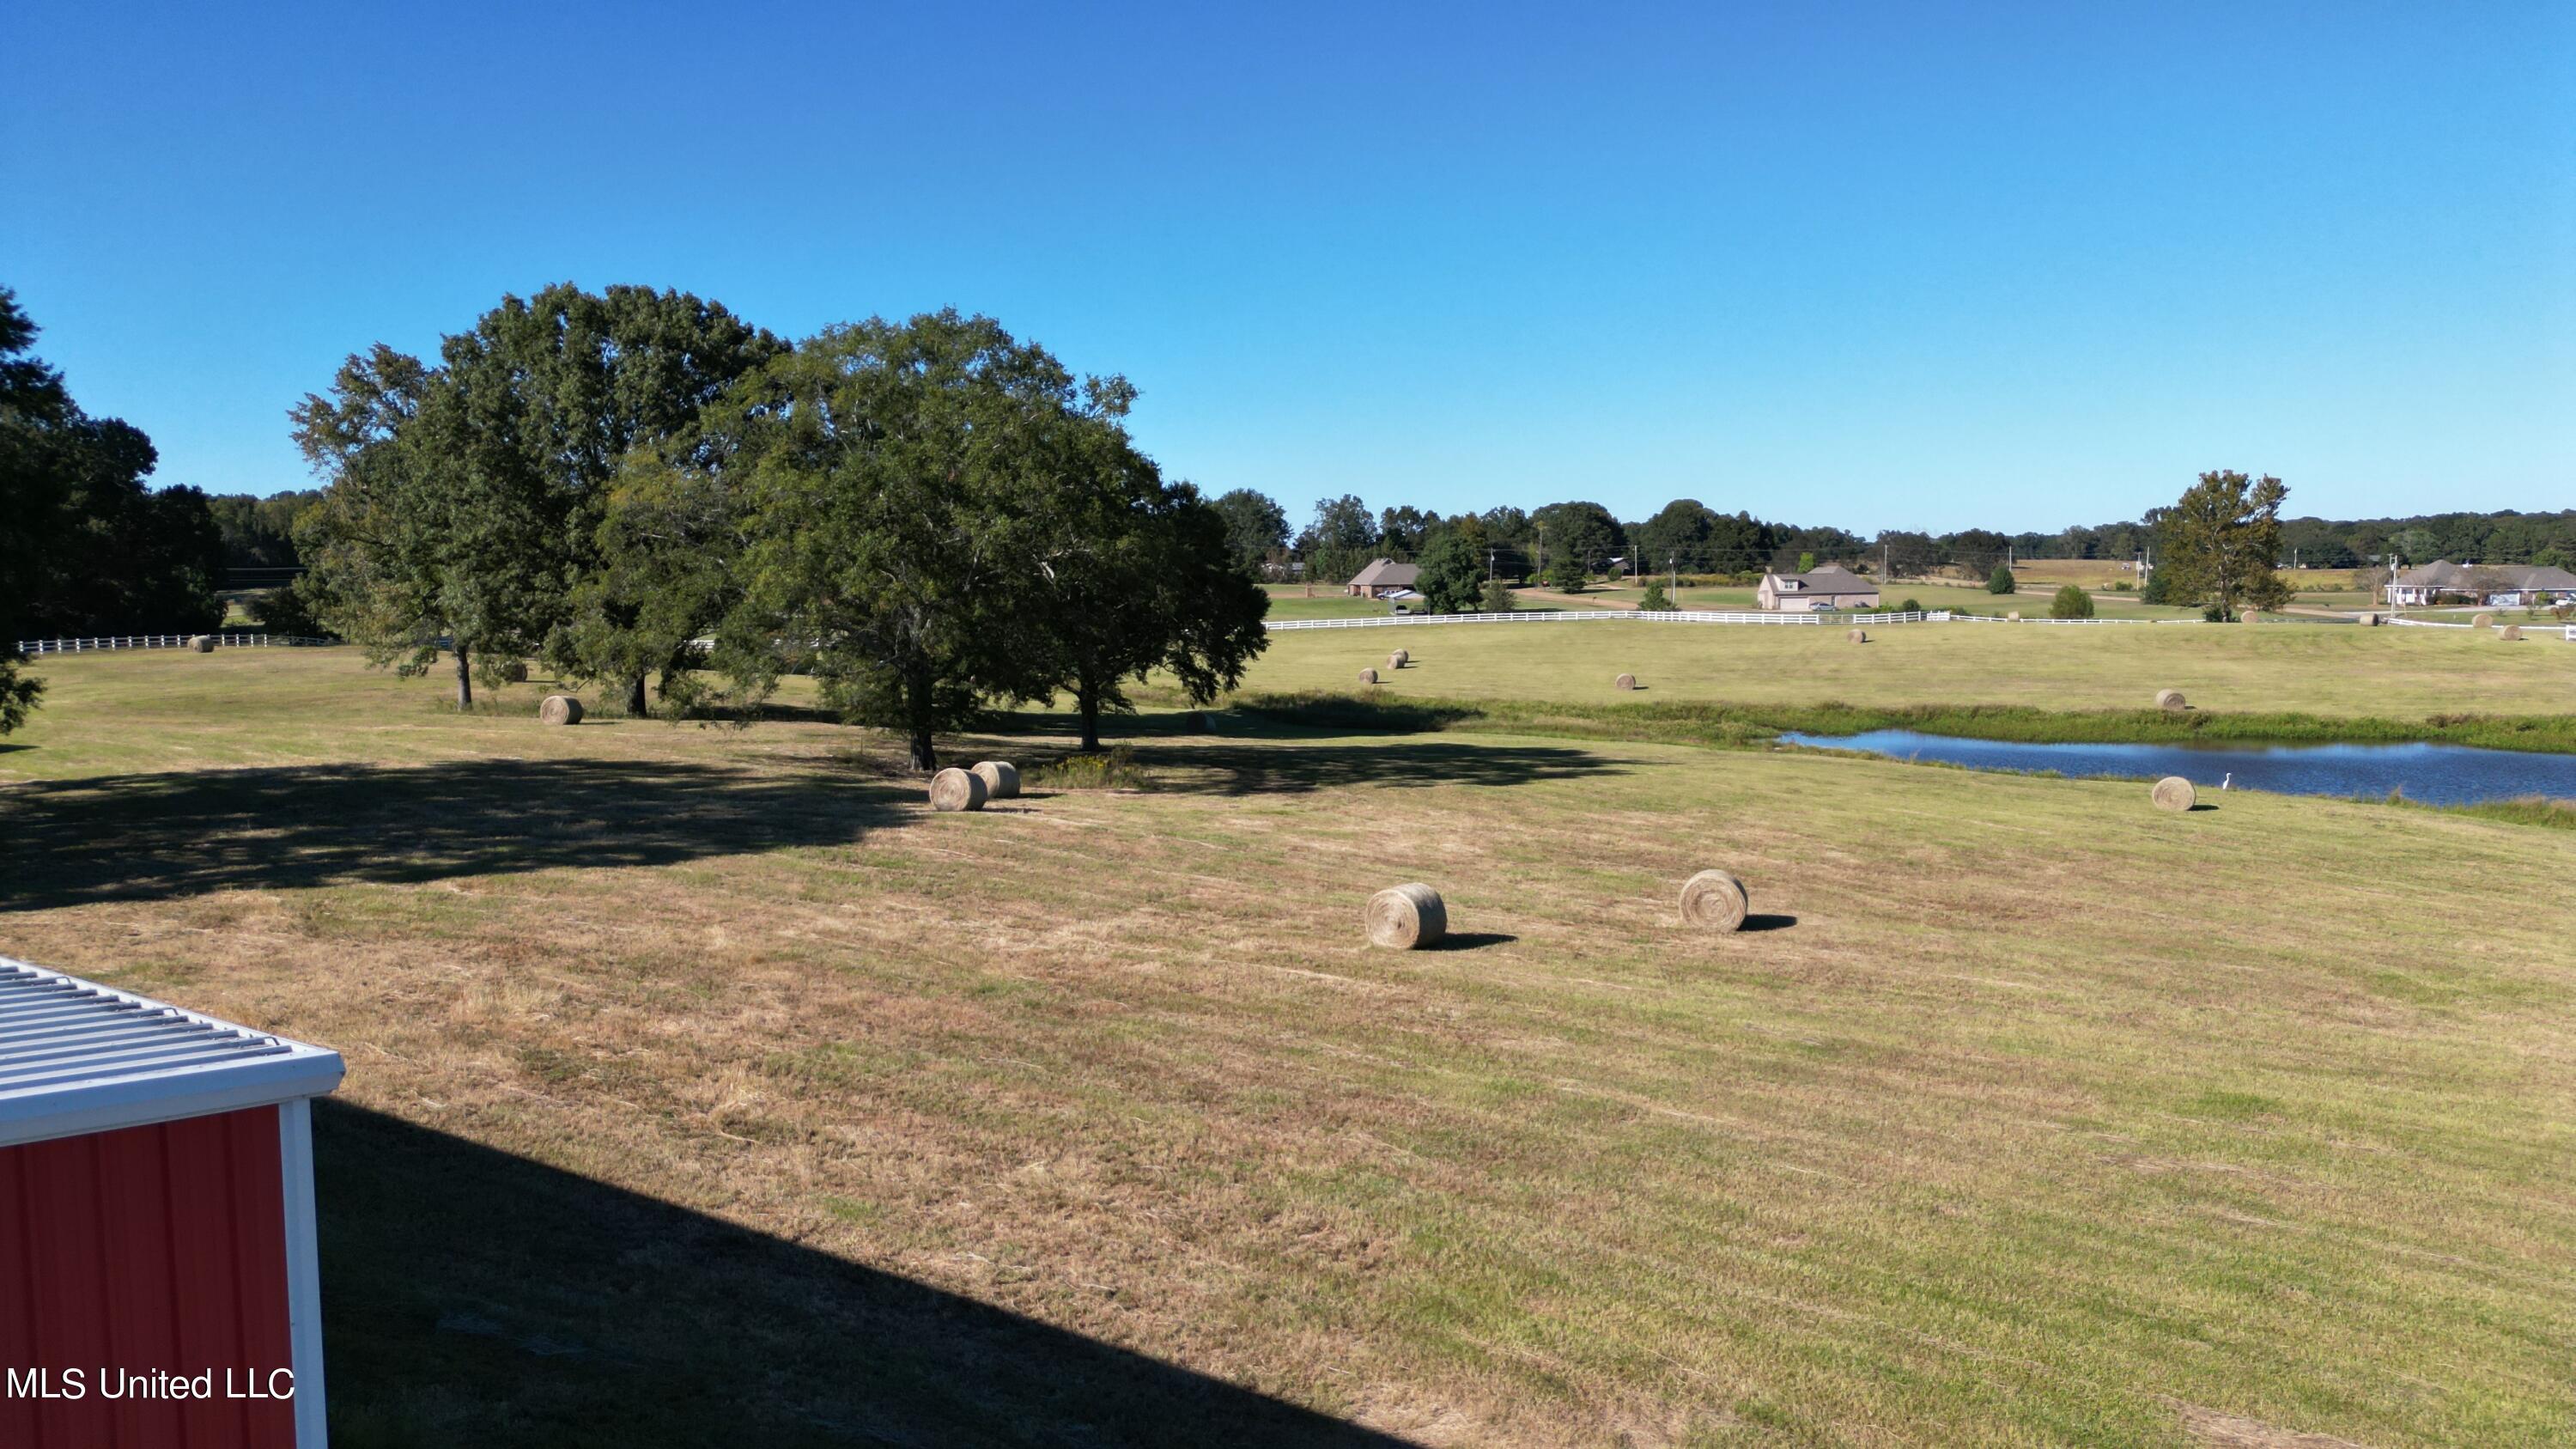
xmin=14 ymin=633 xmax=339 ymax=655
xmin=1267 ymin=609 xmax=1942 ymax=631
xmin=2387 ymin=618 xmax=2576 ymax=638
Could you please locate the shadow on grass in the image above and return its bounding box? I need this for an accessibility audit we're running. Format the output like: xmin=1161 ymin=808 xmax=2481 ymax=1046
xmin=1152 ymin=740 xmax=1624 ymax=796
xmin=0 ymin=758 xmax=910 ymax=913
xmin=318 ymin=1102 xmax=1413 ymax=1449
xmin=1740 ymin=914 xmax=1798 ymax=933
xmin=1425 ymin=931 xmax=1516 ymax=951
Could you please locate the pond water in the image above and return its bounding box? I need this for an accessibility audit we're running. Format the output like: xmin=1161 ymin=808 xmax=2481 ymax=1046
xmin=1776 ymin=730 xmax=2576 ymax=806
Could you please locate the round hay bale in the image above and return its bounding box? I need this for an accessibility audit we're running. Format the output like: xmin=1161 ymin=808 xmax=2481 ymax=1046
xmin=1847 ymin=629 xmax=1868 ymax=644
xmin=928 ymin=767 xmax=987 ymax=813
xmin=2239 ymin=608 xmax=2259 ymax=624
xmin=1182 ymin=709 xmax=1213 ymax=734
xmin=969 ymin=760 xmax=1019 ymax=799
xmin=2498 ymin=624 xmax=2522 ymax=642
xmin=2357 ymin=611 xmax=2379 ymax=626
xmin=2472 ymin=612 xmax=2494 ymax=630
xmin=1678 ymin=869 xmax=1750 ymax=932
xmin=538 ymin=694 xmax=584 ymax=726
xmin=2154 ymin=688 xmax=2186 ymax=712
xmin=188 ymin=635 xmax=214 ymax=654
xmin=1358 ymin=667 xmax=1379 ymax=685
xmin=1388 ymin=648 xmax=1408 ymax=668
xmin=2151 ymin=776 xmax=2196 ymax=812
xmin=1614 ymin=673 xmax=1637 ymax=691
xmin=499 ymin=658 xmax=529 ymax=683
xmin=1364 ymin=884 xmax=1447 ymax=950
xmin=2007 ymin=611 xmax=2021 ymax=621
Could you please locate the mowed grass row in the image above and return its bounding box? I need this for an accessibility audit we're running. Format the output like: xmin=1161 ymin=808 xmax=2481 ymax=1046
xmin=1229 ymin=617 xmax=2576 ymax=720
xmin=3 ymin=649 xmax=2573 ymax=1445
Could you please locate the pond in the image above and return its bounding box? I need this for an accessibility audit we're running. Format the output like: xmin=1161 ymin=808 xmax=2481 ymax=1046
xmin=1775 ymin=730 xmax=2576 ymax=806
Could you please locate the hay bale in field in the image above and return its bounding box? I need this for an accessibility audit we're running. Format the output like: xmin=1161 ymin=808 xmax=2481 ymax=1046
xmin=969 ymin=760 xmax=1020 ymax=799
xmin=2007 ymin=611 xmax=2021 ymax=621
xmin=2357 ymin=612 xmax=2379 ymax=626
xmin=1678 ymin=869 xmax=1750 ymax=932
xmin=2239 ymin=608 xmax=2259 ymax=624
xmin=2155 ymin=688 xmax=2186 ymax=711
xmin=2472 ymin=612 xmax=2494 ymax=630
xmin=2498 ymin=624 xmax=2522 ymax=641
xmin=2151 ymin=776 xmax=2196 ymax=812
xmin=538 ymin=694 xmax=584 ymax=726
xmin=1614 ymin=673 xmax=1637 ymax=691
xmin=1847 ymin=629 xmax=1868 ymax=643
xmin=1182 ymin=709 xmax=1212 ymax=734
xmin=928 ymin=767 xmax=987 ymax=812
xmin=1388 ymin=648 xmax=1408 ymax=668
xmin=1365 ymin=883 xmax=1447 ymax=949
xmin=499 ymin=658 xmax=528 ymax=683
xmin=1358 ymin=667 xmax=1379 ymax=685
xmin=188 ymin=635 xmax=214 ymax=653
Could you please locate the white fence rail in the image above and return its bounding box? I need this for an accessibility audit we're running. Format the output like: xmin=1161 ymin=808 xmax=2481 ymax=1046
xmin=1945 ymin=612 xmax=2166 ymax=625
xmin=1268 ymin=609 xmax=1943 ymax=631
xmin=2386 ymin=617 xmax=2576 ymax=638
xmin=15 ymin=633 xmax=339 ymax=655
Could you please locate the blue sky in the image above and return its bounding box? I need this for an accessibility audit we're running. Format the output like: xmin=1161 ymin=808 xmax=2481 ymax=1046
xmin=4 ymin=1 xmax=2568 ymax=533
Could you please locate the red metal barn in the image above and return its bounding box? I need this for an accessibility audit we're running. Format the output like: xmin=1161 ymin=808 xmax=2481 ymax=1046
xmin=0 ymin=956 xmax=344 ymax=1448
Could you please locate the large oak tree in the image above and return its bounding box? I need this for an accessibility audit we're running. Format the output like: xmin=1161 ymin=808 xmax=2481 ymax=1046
xmin=2149 ymin=471 xmax=2292 ymax=619
xmin=720 ymin=311 xmax=1113 ymax=770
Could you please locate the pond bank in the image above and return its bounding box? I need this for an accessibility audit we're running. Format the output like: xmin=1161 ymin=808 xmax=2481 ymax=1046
xmin=1225 ymin=692 xmax=2576 ymax=757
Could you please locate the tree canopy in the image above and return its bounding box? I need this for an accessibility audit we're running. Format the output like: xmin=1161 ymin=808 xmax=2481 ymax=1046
xmin=2 ymin=287 xmax=226 ymax=733
xmin=1413 ymin=529 xmax=1484 ymax=613
xmin=1208 ymin=488 xmax=1289 ymax=573
xmin=2150 ymin=471 xmax=2292 ymax=618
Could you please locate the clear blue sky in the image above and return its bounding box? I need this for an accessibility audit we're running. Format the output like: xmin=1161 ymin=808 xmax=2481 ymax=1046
xmin=4 ymin=1 xmax=2568 ymax=533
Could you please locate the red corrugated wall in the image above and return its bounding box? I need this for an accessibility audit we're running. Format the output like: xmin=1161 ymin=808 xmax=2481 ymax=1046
xmin=0 ymin=1105 xmax=298 ymax=1448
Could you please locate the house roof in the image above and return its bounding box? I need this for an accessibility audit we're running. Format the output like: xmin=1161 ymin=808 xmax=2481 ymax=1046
xmin=0 ymin=956 xmax=344 ymax=1149
xmin=1762 ymin=565 xmax=1879 ymax=596
xmin=1347 ymin=558 xmax=1420 ymax=588
xmin=2391 ymin=561 xmax=2576 ymax=590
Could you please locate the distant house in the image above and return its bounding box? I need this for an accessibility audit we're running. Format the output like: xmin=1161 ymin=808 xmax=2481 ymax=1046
xmin=2384 ymin=561 xmax=2576 ymax=607
xmin=1346 ymin=558 xmax=1421 ymax=599
xmin=1756 ymin=564 xmax=1880 ymax=612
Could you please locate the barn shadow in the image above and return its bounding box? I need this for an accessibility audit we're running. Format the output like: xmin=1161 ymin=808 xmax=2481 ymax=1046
xmin=0 ymin=758 xmax=909 ymax=913
xmin=316 ymin=1102 xmax=1415 ymax=1448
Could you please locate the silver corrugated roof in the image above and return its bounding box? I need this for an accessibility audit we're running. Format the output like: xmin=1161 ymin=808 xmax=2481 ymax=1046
xmin=0 ymin=956 xmax=344 ymax=1148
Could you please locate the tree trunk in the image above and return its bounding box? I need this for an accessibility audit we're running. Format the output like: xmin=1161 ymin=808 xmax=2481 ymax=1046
xmin=1078 ymin=685 xmax=1103 ymax=753
xmin=905 ymin=663 xmax=937 ymax=773
xmin=453 ymin=641 xmax=473 ymax=710
xmin=624 ymin=671 xmax=647 ymax=717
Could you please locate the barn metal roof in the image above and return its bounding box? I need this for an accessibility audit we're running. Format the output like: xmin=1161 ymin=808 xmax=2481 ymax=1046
xmin=0 ymin=956 xmax=344 ymax=1148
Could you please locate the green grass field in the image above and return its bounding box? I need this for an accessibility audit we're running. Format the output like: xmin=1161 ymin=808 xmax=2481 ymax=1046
xmin=5 ymin=643 xmax=2573 ymax=1446
xmin=1239 ymin=616 xmax=2575 ymax=719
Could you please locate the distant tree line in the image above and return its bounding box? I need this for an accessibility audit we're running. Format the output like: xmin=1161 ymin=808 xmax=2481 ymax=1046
xmin=1208 ymin=490 xmax=2576 ymax=591
xmin=1 ymin=288 xmax=229 ymax=734
xmin=288 ymin=285 xmax=1267 ymax=769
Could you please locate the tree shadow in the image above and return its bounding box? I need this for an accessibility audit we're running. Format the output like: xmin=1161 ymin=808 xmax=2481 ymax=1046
xmin=0 ymin=758 xmax=910 ymax=913
xmin=316 ymin=1101 xmax=1415 ymax=1448
xmin=1150 ymin=740 xmax=1624 ymax=797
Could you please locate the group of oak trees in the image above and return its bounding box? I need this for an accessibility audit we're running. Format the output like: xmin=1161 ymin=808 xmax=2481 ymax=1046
xmin=291 ymin=286 xmax=1267 ymax=770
